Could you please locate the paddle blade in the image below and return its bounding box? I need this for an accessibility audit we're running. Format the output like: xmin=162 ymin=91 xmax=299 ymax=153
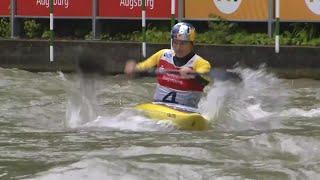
xmin=77 ymin=53 xmax=105 ymax=75
xmin=209 ymin=68 xmax=242 ymax=82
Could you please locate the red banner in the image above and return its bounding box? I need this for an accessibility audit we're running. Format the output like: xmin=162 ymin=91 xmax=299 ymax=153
xmin=0 ymin=0 xmax=10 ymax=16
xmin=99 ymin=0 xmax=178 ymax=18
xmin=16 ymin=0 xmax=92 ymax=17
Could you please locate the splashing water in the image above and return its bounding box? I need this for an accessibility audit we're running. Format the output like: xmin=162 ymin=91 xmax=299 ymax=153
xmin=84 ymin=112 xmax=177 ymax=132
xmin=280 ymin=108 xmax=320 ymax=118
xmin=199 ymin=66 xmax=291 ymax=131
xmin=59 ymin=66 xmax=292 ymax=132
xmin=58 ymin=72 xmax=99 ymax=128
xmin=2 ymin=67 xmax=320 ymax=180
xmin=59 ymin=73 xmax=176 ymax=132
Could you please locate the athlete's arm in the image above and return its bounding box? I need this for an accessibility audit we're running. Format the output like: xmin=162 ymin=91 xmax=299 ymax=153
xmin=136 ymin=49 xmax=167 ymax=71
xmin=124 ymin=49 xmax=166 ymax=75
xmin=193 ymin=58 xmax=211 ymax=86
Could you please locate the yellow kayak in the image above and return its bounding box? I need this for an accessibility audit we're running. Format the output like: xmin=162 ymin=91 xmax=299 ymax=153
xmin=135 ymin=102 xmax=209 ymax=131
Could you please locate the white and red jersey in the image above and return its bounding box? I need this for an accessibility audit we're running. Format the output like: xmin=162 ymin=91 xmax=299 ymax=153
xmin=136 ymin=49 xmax=211 ymax=107
xmin=157 ymin=51 xmax=206 ymax=92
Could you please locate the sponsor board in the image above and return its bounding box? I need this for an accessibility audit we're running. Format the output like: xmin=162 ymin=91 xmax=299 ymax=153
xmin=305 ymin=0 xmax=320 ymax=15
xmin=281 ymin=0 xmax=320 ymax=21
xmin=213 ymin=0 xmax=242 ymax=14
xmin=16 ymin=0 xmax=92 ymax=16
xmin=99 ymin=0 xmax=178 ymax=18
xmin=0 ymin=0 xmax=10 ymax=16
xmin=185 ymin=0 xmax=268 ymax=21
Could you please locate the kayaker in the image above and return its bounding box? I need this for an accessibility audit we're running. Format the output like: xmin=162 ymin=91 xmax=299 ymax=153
xmin=124 ymin=22 xmax=211 ymax=108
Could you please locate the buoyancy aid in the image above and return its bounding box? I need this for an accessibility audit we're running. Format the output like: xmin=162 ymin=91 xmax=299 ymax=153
xmin=154 ymin=50 xmax=207 ymax=107
xmin=156 ymin=50 xmax=205 ymax=92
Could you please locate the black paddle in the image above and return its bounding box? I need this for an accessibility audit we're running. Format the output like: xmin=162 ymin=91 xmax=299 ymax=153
xmin=206 ymin=68 xmax=242 ymax=82
xmin=77 ymin=57 xmax=242 ymax=82
xmin=153 ymin=68 xmax=242 ymax=82
xmin=76 ymin=53 xmax=106 ymax=75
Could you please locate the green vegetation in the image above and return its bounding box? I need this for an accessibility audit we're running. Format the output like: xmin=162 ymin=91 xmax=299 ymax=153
xmin=0 ymin=18 xmax=10 ymax=38
xmin=0 ymin=18 xmax=319 ymax=46
xmin=74 ymin=26 xmax=90 ymax=39
xmin=103 ymin=27 xmax=171 ymax=43
xmin=281 ymin=23 xmax=320 ymax=46
xmin=90 ymin=20 xmax=319 ymax=46
xmin=23 ymin=20 xmax=42 ymax=38
xmin=41 ymin=30 xmax=51 ymax=39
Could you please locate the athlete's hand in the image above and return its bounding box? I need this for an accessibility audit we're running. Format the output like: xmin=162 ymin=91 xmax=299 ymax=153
xmin=124 ymin=60 xmax=137 ymax=76
xmin=179 ymin=67 xmax=196 ymax=79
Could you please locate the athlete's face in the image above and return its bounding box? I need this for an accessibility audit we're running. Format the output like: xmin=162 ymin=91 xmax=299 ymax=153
xmin=172 ymin=39 xmax=193 ymax=58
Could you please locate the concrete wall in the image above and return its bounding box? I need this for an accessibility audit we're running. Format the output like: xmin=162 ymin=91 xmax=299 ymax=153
xmin=0 ymin=40 xmax=319 ymax=78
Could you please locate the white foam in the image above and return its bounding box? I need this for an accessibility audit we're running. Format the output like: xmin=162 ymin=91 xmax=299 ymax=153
xmin=198 ymin=81 xmax=233 ymax=121
xmin=24 ymin=158 xmax=142 ymax=180
xmin=280 ymin=108 xmax=320 ymax=118
xmin=246 ymin=104 xmax=274 ymax=120
xmin=199 ymin=66 xmax=289 ymax=131
xmin=58 ymin=72 xmax=99 ymax=128
xmin=84 ymin=111 xmax=176 ymax=132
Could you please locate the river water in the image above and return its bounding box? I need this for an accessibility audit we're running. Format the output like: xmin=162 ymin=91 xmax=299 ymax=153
xmin=0 ymin=67 xmax=320 ymax=180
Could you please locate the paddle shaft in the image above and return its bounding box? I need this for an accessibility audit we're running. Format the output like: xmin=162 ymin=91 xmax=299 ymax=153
xmin=152 ymin=68 xmax=242 ymax=82
xmin=77 ymin=58 xmax=241 ymax=82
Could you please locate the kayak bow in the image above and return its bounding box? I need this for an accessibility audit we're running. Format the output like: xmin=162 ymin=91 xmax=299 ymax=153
xmin=135 ymin=102 xmax=209 ymax=131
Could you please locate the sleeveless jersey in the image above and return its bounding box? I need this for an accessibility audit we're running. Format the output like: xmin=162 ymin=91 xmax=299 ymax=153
xmin=136 ymin=49 xmax=211 ymax=107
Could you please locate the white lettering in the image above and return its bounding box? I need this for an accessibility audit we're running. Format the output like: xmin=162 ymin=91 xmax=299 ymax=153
xmin=119 ymin=0 xmax=154 ymax=10
xmin=148 ymin=0 xmax=154 ymax=10
xmin=36 ymin=0 xmax=69 ymax=9
xmin=120 ymin=0 xmax=124 ymax=7
xmin=36 ymin=0 xmax=48 ymax=8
